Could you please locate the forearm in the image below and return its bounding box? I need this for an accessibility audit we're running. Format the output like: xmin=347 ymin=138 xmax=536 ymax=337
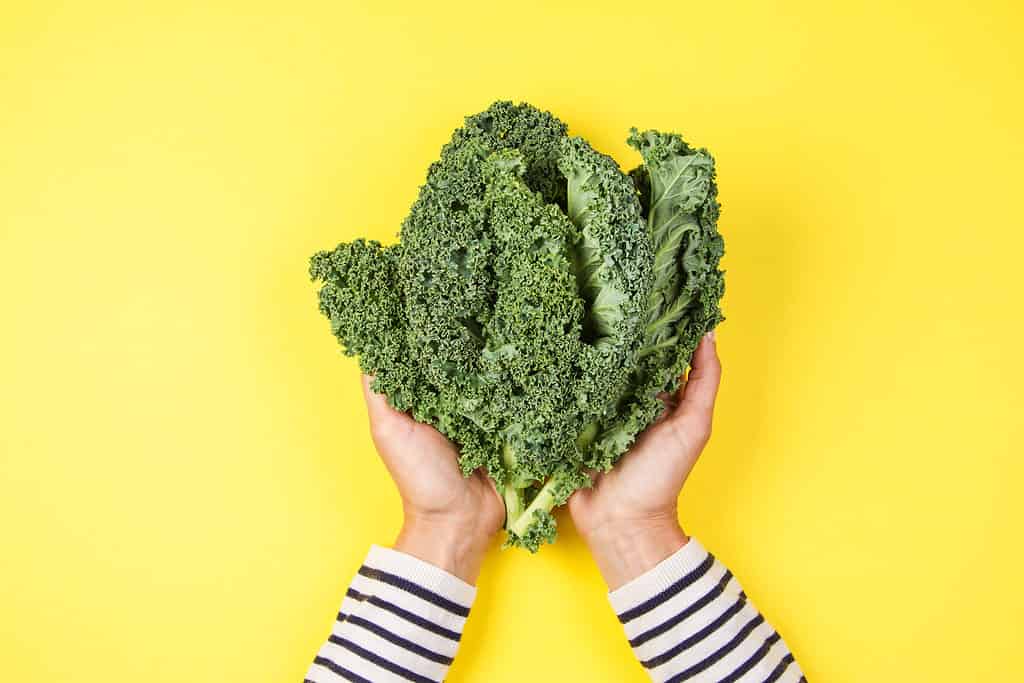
xmin=394 ymin=515 xmax=490 ymax=585
xmin=305 ymin=539 xmax=478 ymax=683
xmin=590 ymin=525 xmax=805 ymax=682
xmin=582 ymin=514 xmax=690 ymax=590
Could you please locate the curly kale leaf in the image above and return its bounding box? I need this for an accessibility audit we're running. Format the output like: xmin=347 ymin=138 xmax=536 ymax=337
xmin=588 ymin=129 xmax=725 ymax=467
xmin=559 ymin=136 xmax=651 ymax=353
xmin=630 ymin=128 xmax=724 ymax=366
xmin=309 ymin=240 xmax=424 ymax=409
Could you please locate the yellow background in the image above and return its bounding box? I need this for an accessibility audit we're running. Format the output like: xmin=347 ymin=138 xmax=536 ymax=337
xmin=2 ymin=1 xmax=1022 ymax=681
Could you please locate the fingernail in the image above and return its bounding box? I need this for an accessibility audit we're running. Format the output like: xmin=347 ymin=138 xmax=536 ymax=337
xmin=705 ymin=329 xmax=716 ymax=343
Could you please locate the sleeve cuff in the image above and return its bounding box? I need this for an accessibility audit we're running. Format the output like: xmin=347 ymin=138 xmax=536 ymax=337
xmin=366 ymin=545 xmax=477 ymax=608
xmin=607 ymin=537 xmax=711 ymax=615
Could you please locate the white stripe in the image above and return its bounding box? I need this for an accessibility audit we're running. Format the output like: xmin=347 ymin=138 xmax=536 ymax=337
xmin=332 ymin=619 xmax=448 ymax=681
xmin=319 ymin=639 xmax=409 ymax=683
xmin=777 ymin=657 xmax=805 ymax=683
xmin=609 ymin=539 xmax=712 ymax=615
xmin=699 ymin=617 xmax=778 ymax=682
xmin=339 ymin=601 xmax=460 ymax=656
xmin=622 ymin=560 xmax=736 ymax=642
xmin=648 ymin=601 xmax=760 ymax=682
xmin=365 ymin=545 xmax=476 ymax=606
xmin=629 ymin=571 xmax=740 ymax=662
xmin=737 ymin=636 xmax=792 ymax=683
xmin=337 ymin=599 xmax=460 ymax=660
xmin=349 ymin=573 xmax=469 ymax=632
xmin=339 ymin=593 xmax=361 ymax=616
xmin=303 ymin=662 xmax=336 ymax=683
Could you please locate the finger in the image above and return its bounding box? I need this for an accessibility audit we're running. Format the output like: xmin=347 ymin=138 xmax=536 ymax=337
xmin=653 ymin=391 xmax=677 ymax=423
xmin=581 ymin=467 xmax=602 ymax=487
xmin=568 ymin=479 xmax=597 ymax=508
xmin=481 ymin=470 xmax=502 ymax=498
xmin=361 ymin=374 xmax=406 ymax=428
xmin=360 ymin=375 xmax=423 ymax=477
xmin=360 ymin=374 xmax=389 ymax=415
xmin=673 ymin=331 xmax=721 ymax=433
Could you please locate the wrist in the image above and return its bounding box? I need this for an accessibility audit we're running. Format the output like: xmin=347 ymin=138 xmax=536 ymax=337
xmin=393 ymin=513 xmax=490 ymax=584
xmin=581 ymin=513 xmax=688 ymax=590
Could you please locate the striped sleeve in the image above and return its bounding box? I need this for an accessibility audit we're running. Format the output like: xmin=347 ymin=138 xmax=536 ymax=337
xmin=306 ymin=545 xmax=476 ymax=683
xmin=609 ymin=538 xmax=805 ymax=683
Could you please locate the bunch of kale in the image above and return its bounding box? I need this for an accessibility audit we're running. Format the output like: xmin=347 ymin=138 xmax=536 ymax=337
xmin=311 ymin=101 xmax=724 ymax=551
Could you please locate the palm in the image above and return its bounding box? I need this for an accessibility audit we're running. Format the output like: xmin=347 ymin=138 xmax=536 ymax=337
xmin=570 ymin=414 xmax=705 ymax=533
xmin=569 ymin=335 xmax=720 ymax=539
xmin=362 ymin=377 xmax=504 ymax=536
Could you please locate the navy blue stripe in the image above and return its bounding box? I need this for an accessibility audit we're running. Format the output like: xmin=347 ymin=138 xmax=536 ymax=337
xmin=328 ymin=636 xmax=438 ymax=683
xmin=332 ymin=617 xmax=453 ymax=665
xmin=763 ymin=653 xmax=796 ymax=683
xmin=312 ymin=655 xmax=373 ymax=683
xmin=345 ymin=588 xmax=462 ymax=641
xmin=629 ymin=568 xmax=734 ymax=647
xmin=717 ymin=632 xmax=781 ymax=683
xmin=663 ymin=614 xmax=765 ymax=683
xmin=359 ymin=565 xmax=470 ymax=617
xmin=642 ymin=595 xmax=748 ymax=668
xmin=618 ymin=552 xmax=715 ymax=624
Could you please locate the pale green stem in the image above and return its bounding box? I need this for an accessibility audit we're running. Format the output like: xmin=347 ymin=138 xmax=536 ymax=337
xmin=501 ymin=442 xmax=524 ymax=529
xmin=507 ymin=472 xmax=566 ymax=537
xmin=503 ymin=484 xmax=523 ymax=529
xmin=505 ymin=422 xmax=600 ymax=537
xmin=576 ymin=421 xmax=599 ymax=451
xmin=636 ymin=336 xmax=678 ymax=359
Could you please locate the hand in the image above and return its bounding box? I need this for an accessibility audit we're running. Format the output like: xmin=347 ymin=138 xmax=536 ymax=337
xmin=569 ymin=332 xmax=722 ymax=589
xmin=361 ymin=375 xmax=504 ymax=583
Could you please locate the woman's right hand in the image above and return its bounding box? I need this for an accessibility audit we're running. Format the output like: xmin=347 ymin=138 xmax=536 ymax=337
xmin=568 ymin=332 xmax=722 ymax=589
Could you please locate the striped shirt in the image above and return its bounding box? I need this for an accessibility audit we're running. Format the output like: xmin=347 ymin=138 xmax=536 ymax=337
xmin=306 ymin=539 xmax=804 ymax=682
xmin=610 ymin=539 xmax=804 ymax=682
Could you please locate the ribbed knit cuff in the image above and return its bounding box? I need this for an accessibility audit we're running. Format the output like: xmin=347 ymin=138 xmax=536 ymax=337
xmin=366 ymin=545 xmax=477 ymax=608
xmin=608 ymin=537 xmax=709 ymax=614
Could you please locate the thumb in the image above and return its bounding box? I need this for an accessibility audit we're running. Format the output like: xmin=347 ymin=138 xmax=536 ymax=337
xmin=361 ymin=374 xmax=402 ymax=423
xmin=673 ymin=331 xmax=722 ymax=438
xmin=360 ymin=374 xmax=418 ymax=472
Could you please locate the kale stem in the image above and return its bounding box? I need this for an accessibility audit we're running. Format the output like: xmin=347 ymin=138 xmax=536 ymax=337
xmin=501 ymin=442 xmax=524 ymax=528
xmin=636 ymin=337 xmax=678 ymax=359
xmin=507 ymin=472 xmax=565 ymax=537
